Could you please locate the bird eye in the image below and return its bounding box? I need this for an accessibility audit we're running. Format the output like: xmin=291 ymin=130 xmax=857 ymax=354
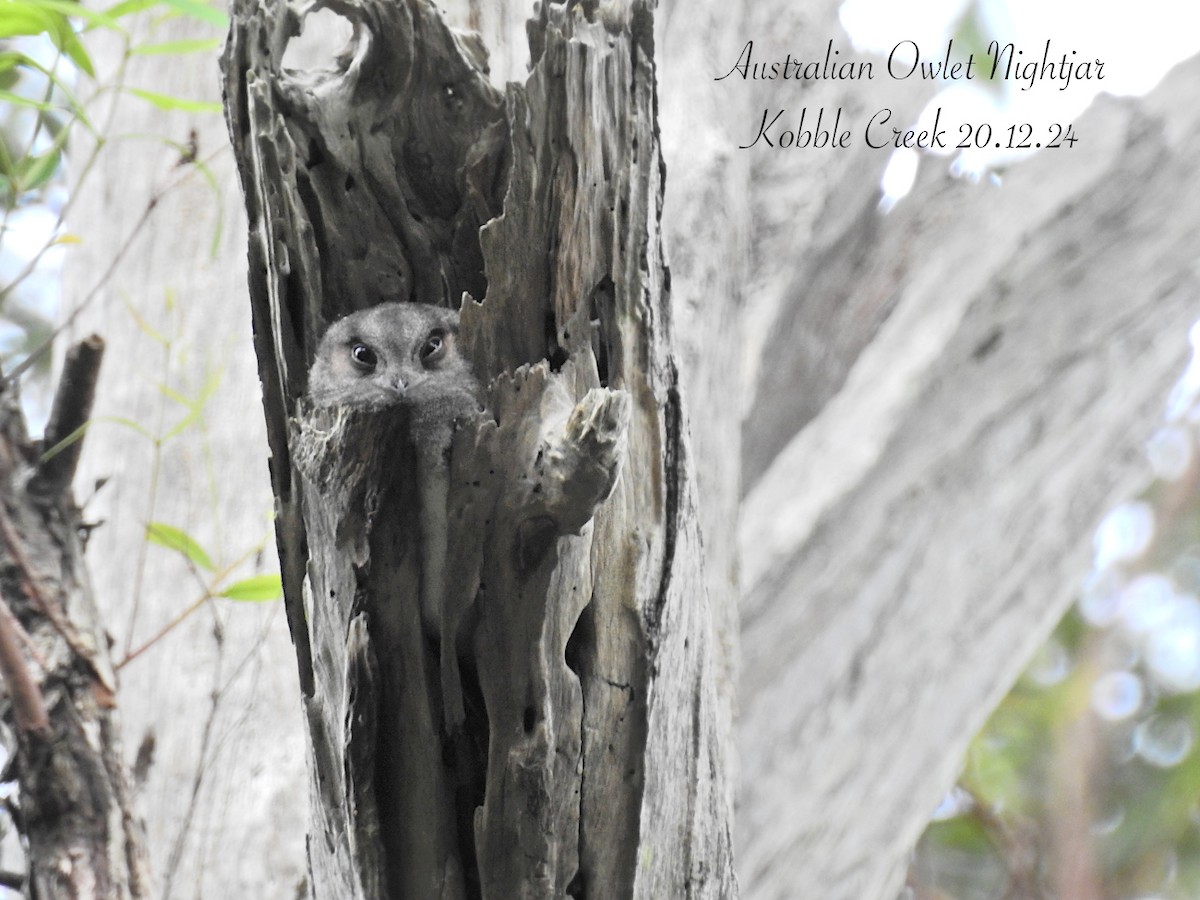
xmin=420 ymin=331 xmax=447 ymax=367
xmin=350 ymin=342 xmax=378 ymax=371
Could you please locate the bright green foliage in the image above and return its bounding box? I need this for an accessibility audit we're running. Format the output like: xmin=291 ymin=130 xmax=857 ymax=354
xmin=125 ymin=86 xmax=221 ymax=114
xmin=0 ymin=0 xmax=228 ymax=377
xmin=219 ymin=575 xmax=284 ymax=603
xmin=129 ymin=38 xmax=220 ymax=56
xmin=146 ymin=521 xmax=215 ymax=571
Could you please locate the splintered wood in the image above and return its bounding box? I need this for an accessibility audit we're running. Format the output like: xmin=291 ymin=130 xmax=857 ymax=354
xmin=222 ymin=0 xmax=735 ymax=897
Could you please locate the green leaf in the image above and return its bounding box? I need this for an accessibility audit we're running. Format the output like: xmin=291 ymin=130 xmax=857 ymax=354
xmin=219 ymin=574 xmax=283 ymax=602
xmin=2 ymin=1 xmax=106 ymax=76
xmin=15 ymin=146 xmax=61 ymax=192
xmin=156 ymin=381 xmax=192 ymax=408
xmin=161 ymin=365 xmax=223 ymax=439
xmin=96 ymin=0 xmax=157 ymax=20
xmin=145 ymin=521 xmax=214 ymax=571
xmin=157 ymin=0 xmax=226 ymax=26
xmin=0 ymin=135 xmax=13 ymax=178
xmin=130 ymin=37 xmax=220 ymax=55
xmin=925 ymin=816 xmax=993 ymax=853
xmin=160 ymin=404 xmax=201 ymax=439
xmin=100 ymin=414 xmax=157 ymax=442
xmin=125 ymin=87 xmax=221 ymax=114
xmin=0 ymin=51 xmax=96 ymax=133
xmin=24 ymin=0 xmax=120 ymax=30
xmin=0 ymin=50 xmax=44 ymax=76
xmin=0 ymin=88 xmax=54 ymax=113
xmin=124 ymin=299 xmax=169 ymax=346
xmin=11 ymin=117 xmax=71 ymax=193
xmin=0 ymin=51 xmax=20 ymax=84
xmin=58 ymin=30 xmax=94 ymax=75
xmin=36 ymin=108 xmax=66 ymax=140
xmin=39 ymin=420 xmax=89 ymax=463
xmin=0 ymin=5 xmax=56 ymax=39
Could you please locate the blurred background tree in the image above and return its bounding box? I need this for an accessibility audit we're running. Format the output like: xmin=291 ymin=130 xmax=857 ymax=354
xmin=912 ymin=354 xmax=1200 ymax=898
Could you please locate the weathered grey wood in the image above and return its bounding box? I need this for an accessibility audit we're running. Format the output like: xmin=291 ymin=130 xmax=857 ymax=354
xmin=0 ymin=352 xmax=149 ymax=899
xmin=656 ymin=0 xmax=749 ymax=786
xmin=737 ymin=54 xmax=1200 ymax=900
xmin=223 ymin=0 xmax=735 ymax=896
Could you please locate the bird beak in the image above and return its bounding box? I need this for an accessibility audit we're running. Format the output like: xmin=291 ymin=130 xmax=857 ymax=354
xmin=389 ymin=373 xmax=407 ymax=396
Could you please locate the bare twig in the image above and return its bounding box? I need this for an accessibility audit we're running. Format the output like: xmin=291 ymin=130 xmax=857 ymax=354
xmin=0 ymin=590 xmax=49 ymax=671
xmin=5 ymin=149 xmax=225 ymax=384
xmin=117 ymin=593 xmax=209 ymax=672
xmin=0 ymin=501 xmax=111 ymax=701
xmin=0 ymin=592 xmax=48 ymax=736
xmin=117 ymin=543 xmax=263 ymax=671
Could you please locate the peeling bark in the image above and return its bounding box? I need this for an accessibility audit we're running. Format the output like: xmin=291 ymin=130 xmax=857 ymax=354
xmin=222 ymin=0 xmax=734 ymax=896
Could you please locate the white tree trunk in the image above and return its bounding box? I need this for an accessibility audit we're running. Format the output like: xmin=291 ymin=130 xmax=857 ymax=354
xmin=737 ymin=50 xmax=1200 ymax=900
xmin=60 ymin=14 xmax=306 ymax=898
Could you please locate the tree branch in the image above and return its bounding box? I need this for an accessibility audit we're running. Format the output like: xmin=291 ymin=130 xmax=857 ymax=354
xmin=36 ymin=334 xmax=105 ymax=495
xmin=0 ymin=591 xmax=48 ymax=736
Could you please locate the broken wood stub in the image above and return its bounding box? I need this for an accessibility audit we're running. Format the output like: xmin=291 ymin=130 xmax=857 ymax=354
xmin=224 ymin=0 xmax=734 ymax=896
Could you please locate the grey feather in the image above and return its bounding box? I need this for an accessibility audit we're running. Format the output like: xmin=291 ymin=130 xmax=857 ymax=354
xmin=308 ymin=301 xmax=481 ymax=634
xmin=308 ymin=301 xmax=480 ymax=429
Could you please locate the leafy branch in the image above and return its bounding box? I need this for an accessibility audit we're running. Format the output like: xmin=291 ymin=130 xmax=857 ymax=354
xmin=116 ymin=523 xmax=282 ymax=671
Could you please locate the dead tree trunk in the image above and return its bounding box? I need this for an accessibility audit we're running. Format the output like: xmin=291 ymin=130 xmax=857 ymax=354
xmin=0 ymin=340 xmax=149 ymax=898
xmin=221 ymin=1 xmax=734 ymax=896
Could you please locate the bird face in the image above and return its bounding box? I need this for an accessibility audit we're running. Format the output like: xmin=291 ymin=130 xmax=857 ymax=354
xmin=308 ymin=303 xmax=472 ymax=409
